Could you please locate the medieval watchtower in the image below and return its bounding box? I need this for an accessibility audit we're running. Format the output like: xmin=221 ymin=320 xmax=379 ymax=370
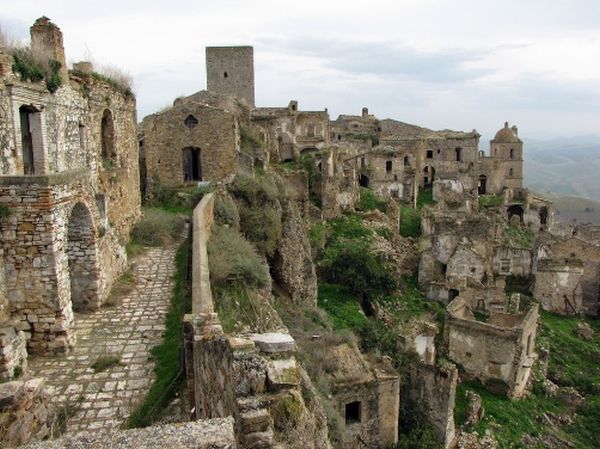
xmin=206 ymin=46 xmax=255 ymax=107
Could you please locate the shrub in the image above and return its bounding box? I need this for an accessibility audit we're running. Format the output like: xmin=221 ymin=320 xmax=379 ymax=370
xmin=91 ymin=355 xmax=122 ymax=373
xmin=229 ymin=174 xmax=279 ymax=206
xmin=148 ymin=183 xmax=213 ymax=212
xmin=479 ymin=194 xmax=504 ymax=208
xmin=240 ymin=125 xmax=265 ymax=156
xmin=238 ymin=206 xmax=282 ymax=257
xmin=214 ymin=194 xmax=240 ymax=229
xmin=131 ymin=208 xmax=185 ymax=246
xmin=399 ymin=206 xmax=421 ymax=237
xmin=208 ymin=225 xmax=269 ymax=288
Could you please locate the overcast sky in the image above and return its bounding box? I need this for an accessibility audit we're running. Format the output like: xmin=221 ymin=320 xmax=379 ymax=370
xmin=2 ymin=0 xmax=600 ymax=142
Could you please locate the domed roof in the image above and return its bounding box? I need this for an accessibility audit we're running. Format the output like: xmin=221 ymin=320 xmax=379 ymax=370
xmin=493 ymin=122 xmax=521 ymax=143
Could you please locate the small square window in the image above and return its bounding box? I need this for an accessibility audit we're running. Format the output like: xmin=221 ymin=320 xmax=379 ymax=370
xmin=426 ymin=150 xmax=433 ymax=159
xmin=386 ymin=160 xmax=392 ymax=173
xmin=345 ymin=401 xmax=361 ymax=424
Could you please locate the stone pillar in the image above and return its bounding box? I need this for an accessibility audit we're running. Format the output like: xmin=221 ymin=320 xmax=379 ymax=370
xmin=30 ymin=17 xmax=69 ymax=82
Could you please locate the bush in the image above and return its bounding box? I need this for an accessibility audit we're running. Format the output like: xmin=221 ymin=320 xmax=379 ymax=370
xmin=240 ymin=125 xmax=265 ymax=156
xmin=131 ymin=208 xmax=185 ymax=246
xmin=399 ymin=206 xmax=421 ymax=237
xmin=238 ymin=206 xmax=282 ymax=257
xmin=148 ymin=183 xmax=212 ymax=212
xmin=214 ymin=194 xmax=240 ymax=229
xmin=208 ymin=225 xmax=269 ymax=288
xmin=229 ymin=174 xmax=279 ymax=206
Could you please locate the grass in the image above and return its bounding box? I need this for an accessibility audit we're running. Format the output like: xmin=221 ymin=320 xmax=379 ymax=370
xmin=131 ymin=208 xmax=186 ymax=246
xmin=356 ymin=187 xmax=388 ymax=212
xmin=90 ymin=355 xmax=123 ymax=373
xmin=127 ymin=241 xmax=190 ymax=428
xmin=318 ymin=283 xmax=368 ymax=330
xmin=479 ymin=194 xmax=504 ymax=208
xmin=504 ymin=224 xmax=534 ymax=249
xmin=400 ymin=187 xmax=435 ymax=237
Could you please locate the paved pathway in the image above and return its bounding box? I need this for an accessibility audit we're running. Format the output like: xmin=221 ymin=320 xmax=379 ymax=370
xmin=27 ymin=246 xmax=176 ymax=434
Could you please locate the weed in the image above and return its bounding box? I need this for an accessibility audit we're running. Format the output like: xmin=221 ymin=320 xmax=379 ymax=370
xmin=357 ymin=187 xmax=388 ymax=212
xmin=131 ymin=208 xmax=185 ymax=246
xmin=91 ymin=355 xmax=122 ymax=373
xmin=479 ymin=194 xmax=504 ymax=208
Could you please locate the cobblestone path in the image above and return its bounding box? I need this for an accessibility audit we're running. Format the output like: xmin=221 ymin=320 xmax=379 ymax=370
xmin=27 ymin=246 xmax=176 ymax=434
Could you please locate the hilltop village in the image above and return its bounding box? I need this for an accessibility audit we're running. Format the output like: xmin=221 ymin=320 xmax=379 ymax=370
xmin=0 ymin=17 xmax=599 ymax=449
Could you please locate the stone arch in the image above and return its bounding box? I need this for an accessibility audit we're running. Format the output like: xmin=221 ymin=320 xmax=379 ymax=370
xmin=101 ymin=109 xmax=116 ymax=168
xmin=507 ymin=204 xmax=524 ymax=223
xmin=67 ymin=202 xmax=100 ymax=312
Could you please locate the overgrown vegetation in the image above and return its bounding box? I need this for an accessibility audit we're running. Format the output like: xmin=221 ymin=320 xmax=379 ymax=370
xmin=208 ymin=225 xmax=269 ymax=288
xmin=90 ymin=355 xmax=122 ymax=373
xmin=131 ymin=208 xmax=186 ymax=246
xmin=479 ymin=194 xmax=504 ymax=208
xmin=455 ymin=311 xmax=600 ymax=448
xmin=356 ymin=187 xmax=388 ymax=212
xmin=128 ymin=241 xmax=190 ymax=428
xmin=11 ymin=48 xmax=62 ymax=92
xmin=399 ymin=187 xmax=435 ymax=237
xmin=504 ymin=224 xmax=534 ymax=249
xmin=240 ymin=125 xmax=265 ymax=156
xmin=228 ymin=174 xmax=283 ymax=257
xmin=147 ymin=182 xmax=213 ymax=214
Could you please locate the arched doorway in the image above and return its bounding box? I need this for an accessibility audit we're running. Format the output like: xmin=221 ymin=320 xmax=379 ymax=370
xmin=67 ymin=203 xmax=99 ymax=312
xmin=507 ymin=205 xmax=524 ymax=223
xmin=478 ymin=175 xmax=487 ymax=195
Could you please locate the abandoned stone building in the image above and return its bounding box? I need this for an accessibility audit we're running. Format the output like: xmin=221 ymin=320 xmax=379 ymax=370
xmin=445 ymin=296 xmax=539 ymax=398
xmin=533 ymin=233 xmax=600 ymax=315
xmin=141 ymin=90 xmax=244 ymax=190
xmin=0 ymin=17 xmax=140 ymax=370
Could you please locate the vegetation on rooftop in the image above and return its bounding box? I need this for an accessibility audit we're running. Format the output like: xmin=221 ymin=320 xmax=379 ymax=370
xmin=11 ymin=48 xmax=62 ymax=92
xmin=479 ymin=194 xmax=504 ymax=208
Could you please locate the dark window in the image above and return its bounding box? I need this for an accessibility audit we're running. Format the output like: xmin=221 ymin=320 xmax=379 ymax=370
xmin=345 ymin=401 xmax=361 ymax=424
xmin=292 ymin=104 xmax=297 ymax=111
xmin=19 ymin=105 xmax=38 ymax=174
xmin=101 ymin=109 xmax=116 ymax=168
xmin=184 ymin=115 xmax=198 ymax=129
xmin=223 ymin=71 xmax=228 ymax=78
xmin=448 ymin=288 xmax=459 ymax=301
xmin=79 ymin=123 xmax=86 ymax=150
xmin=404 ymin=156 xmax=410 ymax=166
xmin=386 ymin=160 xmax=392 ymax=173
xmin=182 ymin=147 xmax=201 ymax=181
xmin=466 ymin=351 xmax=472 ymax=358
xmin=509 ymin=168 xmax=514 ymax=176
xmin=455 ymin=147 xmax=462 ymax=161
xmin=426 ymin=150 xmax=433 ymax=159
xmin=510 ymin=148 xmax=514 ymax=159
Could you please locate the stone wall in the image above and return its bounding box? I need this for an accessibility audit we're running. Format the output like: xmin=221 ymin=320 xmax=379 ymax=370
xmin=406 ymin=363 xmax=458 ymax=448
xmin=0 ymin=18 xmax=140 ymax=358
xmin=0 ymin=378 xmax=55 ymax=448
xmin=445 ymin=297 xmax=538 ymax=398
xmin=21 ymin=417 xmax=236 ymax=449
xmin=0 ymin=323 xmax=27 ymax=381
xmin=534 ymin=259 xmax=584 ymax=315
xmin=143 ymin=100 xmax=239 ymax=190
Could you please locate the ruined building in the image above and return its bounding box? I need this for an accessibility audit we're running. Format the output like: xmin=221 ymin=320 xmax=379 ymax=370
xmin=0 ymin=18 xmax=140 ymax=376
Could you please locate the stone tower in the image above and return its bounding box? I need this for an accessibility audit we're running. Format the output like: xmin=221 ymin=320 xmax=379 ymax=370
xmin=490 ymin=121 xmax=523 ymax=190
xmin=30 ymin=17 xmax=69 ymax=82
xmin=206 ymin=46 xmax=255 ymax=108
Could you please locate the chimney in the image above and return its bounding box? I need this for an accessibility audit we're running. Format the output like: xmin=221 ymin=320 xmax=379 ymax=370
xmin=504 ymin=121 xmax=509 ymax=129
xmin=362 ymin=107 xmax=369 ymax=117
xmin=30 ymin=17 xmax=69 ymax=84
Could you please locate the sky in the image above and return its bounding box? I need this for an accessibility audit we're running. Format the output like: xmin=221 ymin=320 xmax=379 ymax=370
xmin=2 ymin=0 xmax=600 ymax=142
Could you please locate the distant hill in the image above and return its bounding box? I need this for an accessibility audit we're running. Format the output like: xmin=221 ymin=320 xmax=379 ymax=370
xmin=524 ymin=136 xmax=600 ymax=201
xmin=535 ymin=193 xmax=600 ymax=225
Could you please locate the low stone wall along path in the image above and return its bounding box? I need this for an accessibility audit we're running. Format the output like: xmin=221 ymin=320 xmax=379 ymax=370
xmin=27 ymin=246 xmax=176 ymax=434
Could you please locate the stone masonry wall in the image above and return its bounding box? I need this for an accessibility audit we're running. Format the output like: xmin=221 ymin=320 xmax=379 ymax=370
xmin=206 ymin=46 xmax=255 ymax=108
xmin=0 ymin=378 xmax=55 ymax=448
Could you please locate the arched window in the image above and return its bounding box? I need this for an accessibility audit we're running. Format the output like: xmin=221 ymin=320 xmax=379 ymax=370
xmin=184 ymin=115 xmax=198 ymax=129
xmin=101 ymin=109 xmax=116 ymax=169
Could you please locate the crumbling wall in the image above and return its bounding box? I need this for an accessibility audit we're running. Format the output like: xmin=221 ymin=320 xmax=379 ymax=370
xmin=21 ymin=418 xmax=237 ymax=449
xmin=0 ymin=378 xmax=55 ymax=448
xmin=534 ymin=259 xmax=584 ymax=315
xmin=406 ymin=363 xmax=458 ymax=449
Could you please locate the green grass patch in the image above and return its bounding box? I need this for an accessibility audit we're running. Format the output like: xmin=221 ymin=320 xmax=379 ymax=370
xmin=127 ymin=241 xmax=190 ymax=428
xmin=356 ymin=187 xmax=388 ymax=212
xmin=417 ymin=188 xmax=435 ymax=208
xmin=400 ymin=206 xmax=421 ymax=237
xmin=318 ymin=283 xmax=368 ymax=330
xmin=504 ymin=225 xmax=534 ymax=249
xmin=91 ymin=355 xmax=122 ymax=373
xmin=479 ymin=194 xmax=504 ymax=207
